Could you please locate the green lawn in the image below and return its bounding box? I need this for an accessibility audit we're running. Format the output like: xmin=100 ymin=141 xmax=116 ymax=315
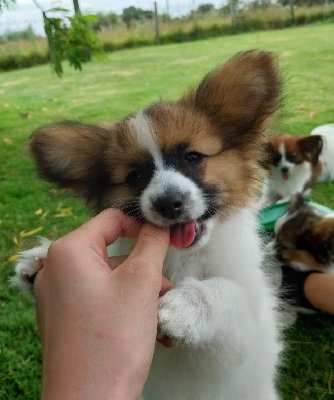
xmin=1 ymin=22 xmax=334 ymax=399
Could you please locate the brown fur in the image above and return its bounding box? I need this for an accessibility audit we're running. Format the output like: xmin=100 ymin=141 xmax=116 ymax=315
xmin=276 ymin=194 xmax=334 ymax=270
xmin=29 ymin=51 xmax=282 ymax=217
xmin=281 ymin=248 xmax=328 ymax=272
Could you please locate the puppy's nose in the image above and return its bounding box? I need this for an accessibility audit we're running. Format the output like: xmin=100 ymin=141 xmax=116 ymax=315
xmin=281 ymin=166 xmax=289 ymax=173
xmin=153 ymin=193 xmax=184 ymax=220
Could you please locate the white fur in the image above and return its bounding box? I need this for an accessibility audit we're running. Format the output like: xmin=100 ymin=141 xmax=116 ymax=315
xmin=13 ymin=237 xmax=51 ymax=293
xmin=128 ymin=112 xmax=163 ymax=167
xmin=311 ymin=124 xmax=334 ymax=182
xmin=288 ymin=260 xmax=334 ymax=274
xmin=144 ymin=209 xmax=280 ymax=400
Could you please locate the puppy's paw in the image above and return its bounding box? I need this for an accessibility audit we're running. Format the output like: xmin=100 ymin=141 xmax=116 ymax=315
xmin=13 ymin=237 xmax=52 ymax=294
xmin=158 ymin=278 xmax=213 ymax=346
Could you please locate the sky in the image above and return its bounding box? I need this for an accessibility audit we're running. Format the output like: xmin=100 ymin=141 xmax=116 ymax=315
xmin=0 ymin=0 xmax=225 ymax=35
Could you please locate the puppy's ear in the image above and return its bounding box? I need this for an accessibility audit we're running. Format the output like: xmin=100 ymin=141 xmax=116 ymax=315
xmin=297 ymin=135 xmax=323 ymax=165
xmin=183 ymin=51 xmax=282 ymax=149
xmin=29 ymin=121 xmax=110 ymax=201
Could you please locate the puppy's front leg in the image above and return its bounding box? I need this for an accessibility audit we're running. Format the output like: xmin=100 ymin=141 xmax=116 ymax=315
xmin=158 ymin=277 xmax=255 ymax=357
xmin=13 ymin=237 xmax=52 ymax=294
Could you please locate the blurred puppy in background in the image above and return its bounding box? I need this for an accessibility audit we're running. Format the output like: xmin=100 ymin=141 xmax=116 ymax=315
xmin=310 ymin=123 xmax=334 ymax=183
xmin=275 ymin=193 xmax=334 ymax=274
xmin=260 ymin=123 xmax=334 ymax=207
xmin=259 ymin=135 xmax=323 ymax=207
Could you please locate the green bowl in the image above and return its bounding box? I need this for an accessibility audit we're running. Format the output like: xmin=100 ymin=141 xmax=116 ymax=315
xmin=259 ymin=200 xmax=334 ymax=231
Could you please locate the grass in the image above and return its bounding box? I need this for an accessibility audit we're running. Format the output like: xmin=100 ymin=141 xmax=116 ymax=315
xmin=1 ymin=22 xmax=334 ymax=399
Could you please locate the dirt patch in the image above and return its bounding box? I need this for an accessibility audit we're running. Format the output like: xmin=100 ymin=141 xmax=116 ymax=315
xmin=171 ymin=56 xmax=209 ymax=65
xmin=94 ymin=69 xmax=140 ymax=78
xmin=112 ymin=69 xmax=140 ymax=76
xmin=2 ymin=77 xmax=29 ymax=87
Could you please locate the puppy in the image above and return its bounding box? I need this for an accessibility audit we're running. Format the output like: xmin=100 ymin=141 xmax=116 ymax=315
xmin=275 ymin=193 xmax=334 ymax=274
xmin=15 ymin=51 xmax=282 ymax=399
xmin=310 ymin=123 xmax=334 ymax=183
xmin=259 ymin=134 xmax=323 ymax=207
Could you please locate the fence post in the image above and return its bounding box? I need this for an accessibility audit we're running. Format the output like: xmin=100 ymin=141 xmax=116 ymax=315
xmin=166 ymin=0 xmax=170 ymax=15
xmin=154 ymin=1 xmax=160 ymax=44
xmin=229 ymin=0 xmax=235 ymax=24
xmin=289 ymin=0 xmax=295 ymax=22
xmin=73 ymin=0 xmax=80 ymax=14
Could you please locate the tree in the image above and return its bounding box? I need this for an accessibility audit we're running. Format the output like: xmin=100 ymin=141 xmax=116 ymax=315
xmin=122 ymin=6 xmax=153 ymax=29
xmin=91 ymin=11 xmax=120 ymax=32
xmin=218 ymin=0 xmax=239 ymax=22
xmin=197 ymin=3 xmax=215 ymax=13
xmin=0 ymin=0 xmax=104 ymax=76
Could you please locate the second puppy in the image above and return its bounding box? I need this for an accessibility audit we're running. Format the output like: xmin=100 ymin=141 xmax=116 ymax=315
xmin=260 ymin=134 xmax=323 ymax=206
xmin=275 ymin=193 xmax=334 ymax=274
xmin=260 ymin=123 xmax=334 ymax=206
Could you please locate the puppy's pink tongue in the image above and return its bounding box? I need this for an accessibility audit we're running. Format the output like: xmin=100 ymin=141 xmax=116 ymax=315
xmin=170 ymin=220 xmax=197 ymax=248
xmin=282 ymin=172 xmax=290 ymax=181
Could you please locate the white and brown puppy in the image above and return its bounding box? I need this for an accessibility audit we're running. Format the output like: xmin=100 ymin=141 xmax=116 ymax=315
xmin=259 ymin=134 xmax=323 ymax=207
xmin=15 ymin=51 xmax=282 ymax=400
xmin=260 ymin=123 xmax=334 ymax=207
xmin=275 ymin=193 xmax=334 ymax=274
xmin=310 ymin=123 xmax=334 ymax=183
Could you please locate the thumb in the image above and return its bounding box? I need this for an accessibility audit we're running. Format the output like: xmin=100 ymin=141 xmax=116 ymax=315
xmin=115 ymin=224 xmax=170 ymax=318
xmin=128 ymin=223 xmax=170 ymax=269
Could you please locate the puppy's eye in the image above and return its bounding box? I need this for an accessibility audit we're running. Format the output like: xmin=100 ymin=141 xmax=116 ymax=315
xmin=126 ymin=171 xmax=143 ymax=185
xmin=184 ymin=151 xmax=204 ymax=164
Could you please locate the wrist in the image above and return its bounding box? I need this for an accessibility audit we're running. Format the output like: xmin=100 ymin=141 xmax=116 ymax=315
xmin=40 ymin=325 xmax=147 ymax=400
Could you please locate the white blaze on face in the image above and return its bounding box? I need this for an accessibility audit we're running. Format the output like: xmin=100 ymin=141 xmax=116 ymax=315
xmin=128 ymin=111 xmax=164 ymax=168
xmin=277 ymin=142 xmax=294 ymax=180
xmin=278 ymin=142 xmax=287 ymax=167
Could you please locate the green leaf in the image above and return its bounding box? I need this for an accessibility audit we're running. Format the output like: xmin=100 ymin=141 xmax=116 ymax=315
xmin=42 ymin=9 xmax=105 ymax=76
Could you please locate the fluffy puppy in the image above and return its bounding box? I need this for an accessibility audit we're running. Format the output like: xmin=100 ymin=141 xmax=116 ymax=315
xmin=310 ymin=123 xmax=334 ymax=183
xmin=259 ymin=134 xmax=323 ymax=207
xmin=15 ymin=51 xmax=282 ymax=400
xmin=275 ymin=193 xmax=334 ymax=274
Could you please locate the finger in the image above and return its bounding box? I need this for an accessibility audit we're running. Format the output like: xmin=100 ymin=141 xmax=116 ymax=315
xmin=128 ymin=223 xmax=170 ymax=268
xmin=159 ymin=276 xmax=174 ymax=296
xmin=75 ymin=209 xmax=143 ymax=248
xmin=108 ymin=255 xmax=128 ymax=270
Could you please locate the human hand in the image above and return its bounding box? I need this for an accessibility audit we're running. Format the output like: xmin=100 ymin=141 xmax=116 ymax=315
xmin=34 ymin=209 xmax=170 ymax=400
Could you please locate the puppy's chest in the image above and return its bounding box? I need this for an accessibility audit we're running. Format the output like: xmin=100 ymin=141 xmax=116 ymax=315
xmin=163 ymin=249 xmax=209 ymax=283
